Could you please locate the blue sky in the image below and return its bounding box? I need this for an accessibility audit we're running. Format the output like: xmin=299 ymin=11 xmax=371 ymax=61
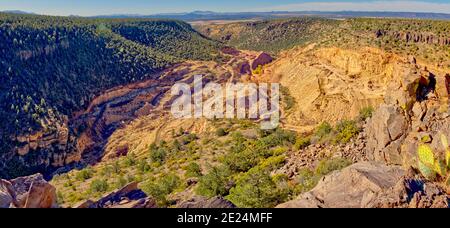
xmin=1 ymin=0 xmax=450 ymax=16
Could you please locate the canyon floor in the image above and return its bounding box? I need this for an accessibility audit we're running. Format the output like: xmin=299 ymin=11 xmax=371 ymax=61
xmin=2 ymin=16 xmax=450 ymax=208
xmin=43 ymin=43 xmax=449 ymax=208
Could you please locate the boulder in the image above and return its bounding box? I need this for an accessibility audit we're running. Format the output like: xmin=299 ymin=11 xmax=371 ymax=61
xmin=238 ymin=61 xmax=251 ymax=75
xmin=365 ymin=105 xmax=409 ymax=165
xmin=277 ymin=162 xmax=405 ymax=208
xmin=24 ymin=181 xmax=57 ymax=208
xmin=1 ymin=174 xmax=58 ymax=208
xmin=371 ymin=168 xmax=449 ymax=208
xmin=114 ymin=144 xmax=129 ymax=159
xmin=250 ymin=52 xmax=273 ymax=70
xmin=84 ymin=182 xmax=157 ymax=208
xmin=435 ymin=74 xmax=450 ymax=100
xmin=110 ymin=197 xmax=157 ymax=209
xmin=10 ymin=174 xmax=46 ymax=207
xmin=75 ymin=200 xmax=96 ymax=209
xmin=0 ymin=180 xmax=15 ymax=208
xmin=411 ymin=102 xmax=426 ymax=121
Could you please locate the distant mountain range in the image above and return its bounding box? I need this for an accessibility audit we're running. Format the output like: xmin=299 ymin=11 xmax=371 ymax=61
xmin=94 ymin=11 xmax=450 ymax=21
xmin=0 ymin=10 xmax=35 ymax=15
xmin=2 ymin=10 xmax=450 ymax=20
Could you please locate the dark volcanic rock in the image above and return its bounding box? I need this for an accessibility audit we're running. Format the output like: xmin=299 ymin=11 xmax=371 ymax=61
xmin=76 ymin=182 xmax=157 ymax=208
xmin=178 ymin=196 xmax=236 ymax=208
xmin=250 ymin=52 xmax=273 ymax=70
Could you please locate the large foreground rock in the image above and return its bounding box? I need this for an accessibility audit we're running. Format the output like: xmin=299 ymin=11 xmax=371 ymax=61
xmin=1 ymin=174 xmax=57 ymax=208
xmin=0 ymin=180 xmax=15 ymax=208
xmin=365 ymin=105 xmax=409 ymax=164
xmin=371 ymin=168 xmax=449 ymax=208
xmin=277 ymin=162 xmax=405 ymax=208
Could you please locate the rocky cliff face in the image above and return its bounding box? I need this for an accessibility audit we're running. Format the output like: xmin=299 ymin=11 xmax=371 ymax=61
xmin=376 ymin=30 xmax=450 ymax=46
xmin=365 ymin=58 xmax=450 ymax=168
xmin=274 ymin=46 xmax=450 ymax=208
xmin=8 ymin=121 xmax=80 ymax=177
xmin=258 ymin=45 xmax=410 ymax=130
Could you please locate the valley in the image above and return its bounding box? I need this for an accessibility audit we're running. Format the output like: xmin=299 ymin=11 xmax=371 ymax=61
xmin=1 ymin=13 xmax=450 ymax=208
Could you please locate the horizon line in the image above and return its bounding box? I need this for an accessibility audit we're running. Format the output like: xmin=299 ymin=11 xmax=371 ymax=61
xmin=2 ymin=9 xmax=450 ymax=18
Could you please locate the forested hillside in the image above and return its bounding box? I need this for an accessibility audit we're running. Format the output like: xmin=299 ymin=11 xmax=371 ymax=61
xmin=196 ymin=18 xmax=450 ymax=66
xmin=0 ymin=13 xmax=221 ymax=178
xmin=195 ymin=18 xmax=338 ymax=54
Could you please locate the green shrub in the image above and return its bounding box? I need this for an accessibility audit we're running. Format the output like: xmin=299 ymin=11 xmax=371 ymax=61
xmin=56 ymin=191 xmax=65 ymax=205
xmin=63 ymin=180 xmax=73 ymax=188
xmin=257 ymin=155 xmax=286 ymax=171
xmin=137 ymin=160 xmax=152 ymax=173
xmin=99 ymin=165 xmax=113 ymax=177
xmin=75 ymin=167 xmax=94 ymax=181
xmin=272 ymin=147 xmax=288 ymax=156
xmin=280 ymin=86 xmax=296 ymax=110
xmin=171 ymin=140 xmax=182 ymax=153
xmin=114 ymin=175 xmax=128 ymax=189
xmin=150 ymin=146 xmax=167 ymax=164
xmin=314 ymin=122 xmax=333 ymax=141
xmin=294 ymin=136 xmax=311 ymax=150
xmin=224 ymin=128 xmax=295 ymax=173
xmin=294 ymin=158 xmax=352 ymax=194
xmin=178 ymin=127 xmax=185 ymax=136
xmin=315 ymin=158 xmax=352 ymax=176
xmin=66 ymin=192 xmax=84 ymax=206
xmin=180 ymin=134 xmax=198 ymax=145
xmin=90 ymin=179 xmax=109 ymax=193
xmin=123 ymin=153 xmax=137 ymax=167
xmin=294 ymin=168 xmax=320 ymax=194
xmin=126 ymin=174 xmax=136 ymax=183
xmin=229 ymin=132 xmax=246 ymax=152
xmin=186 ymin=141 xmax=201 ymax=154
xmin=196 ymin=165 xmax=232 ymax=197
xmin=216 ymin=128 xmax=229 ymax=137
xmin=260 ymin=128 xmax=296 ymax=148
xmin=333 ymin=120 xmax=360 ymax=144
xmin=141 ymin=173 xmax=181 ymax=207
xmin=359 ymin=106 xmax=375 ymax=121
xmin=227 ymin=167 xmax=289 ymax=208
xmin=257 ymin=129 xmax=274 ymax=138
xmin=112 ymin=161 xmax=121 ymax=174
xmin=185 ymin=162 xmax=202 ymax=178
xmin=223 ymin=148 xmax=260 ymax=173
